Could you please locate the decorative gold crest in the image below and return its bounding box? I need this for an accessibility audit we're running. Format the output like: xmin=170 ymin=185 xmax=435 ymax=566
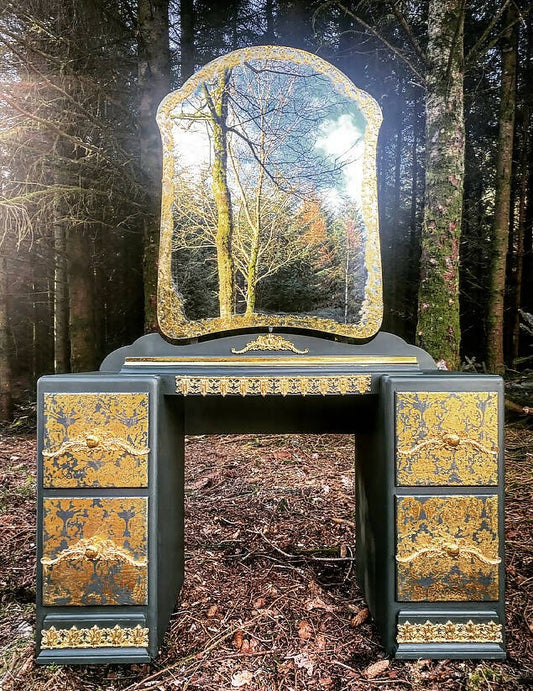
xmin=231 ymin=334 xmax=309 ymax=354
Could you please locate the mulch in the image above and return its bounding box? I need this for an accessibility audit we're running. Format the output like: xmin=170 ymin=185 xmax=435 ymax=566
xmin=0 ymin=427 xmax=532 ymax=690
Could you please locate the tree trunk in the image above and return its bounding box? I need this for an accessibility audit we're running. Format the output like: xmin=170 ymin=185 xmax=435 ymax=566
xmin=416 ymin=0 xmax=465 ymax=370
xmin=486 ymin=5 xmax=518 ymax=373
xmin=0 ymin=253 xmax=13 ymax=421
xmin=54 ymin=223 xmax=70 ymax=373
xmin=138 ymin=0 xmax=171 ymax=332
xmin=180 ymin=0 xmax=195 ymax=83
xmin=205 ymin=71 xmax=235 ymax=320
xmin=67 ymin=228 xmax=97 ymax=372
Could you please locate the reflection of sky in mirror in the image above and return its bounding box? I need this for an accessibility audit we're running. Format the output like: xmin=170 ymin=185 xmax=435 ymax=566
xmin=169 ymin=58 xmax=367 ymax=212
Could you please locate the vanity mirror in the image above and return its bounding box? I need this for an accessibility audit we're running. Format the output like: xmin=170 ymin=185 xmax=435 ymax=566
xmin=156 ymin=46 xmax=383 ymax=340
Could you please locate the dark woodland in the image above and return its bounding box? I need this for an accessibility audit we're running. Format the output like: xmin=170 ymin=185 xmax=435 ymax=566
xmin=0 ymin=0 xmax=533 ymax=416
xmin=1 ymin=1 xmax=533 ymax=689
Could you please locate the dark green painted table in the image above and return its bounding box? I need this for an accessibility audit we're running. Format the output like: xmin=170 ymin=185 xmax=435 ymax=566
xmin=35 ymin=332 xmax=505 ymax=663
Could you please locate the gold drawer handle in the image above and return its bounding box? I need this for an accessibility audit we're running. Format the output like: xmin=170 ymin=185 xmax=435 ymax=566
xmin=396 ymin=541 xmax=501 ymax=566
xmin=397 ymin=434 xmax=497 ymax=457
xmin=42 ymin=436 xmax=150 ymax=458
xmin=41 ymin=537 xmax=147 ymax=567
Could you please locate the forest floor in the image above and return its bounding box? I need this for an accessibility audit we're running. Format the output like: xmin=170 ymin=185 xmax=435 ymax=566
xmin=0 ymin=425 xmax=532 ymax=690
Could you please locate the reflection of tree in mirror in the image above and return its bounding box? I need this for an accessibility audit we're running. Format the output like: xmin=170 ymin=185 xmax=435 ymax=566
xmin=169 ymin=58 xmax=368 ymax=322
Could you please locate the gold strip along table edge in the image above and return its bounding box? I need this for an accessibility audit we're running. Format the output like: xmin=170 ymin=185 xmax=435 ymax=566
xmin=125 ymin=356 xmax=418 ymax=366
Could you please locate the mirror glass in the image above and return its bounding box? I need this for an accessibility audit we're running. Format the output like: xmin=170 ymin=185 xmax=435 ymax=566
xmin=157 ymin=46 xmax=382 ymax=340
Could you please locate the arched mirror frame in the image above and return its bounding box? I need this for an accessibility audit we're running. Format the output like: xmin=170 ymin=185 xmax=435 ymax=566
xmin=156 ymin=45 xmax=383 ymax=340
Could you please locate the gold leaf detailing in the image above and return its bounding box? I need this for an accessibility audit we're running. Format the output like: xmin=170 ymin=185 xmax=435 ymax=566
xmin=43 ymin=393 xmax=149 ymax=488
xmin=395 ymin=539 xmax=501 ymax=566
xmin=175 ymin=375 xmax=371 ymax=396
xmin=397 ymin=620 xmax=503 ymax=644
xmin=41 ymin=624 xmax=149 ymax=649
xmin=40 ymin=537 xmax=148 ymax=568
xmin=395 ymin=392 xmax=499 ymax=486
xmin=231 ymin=334 xmax=309 ymax=354
xmin=396 ymin=495 xmax=500 ymax=602
xmin=397 ymin=435 xmax=497 ymax=458
xmin=42 ymin=436 xmax=150 ymax=459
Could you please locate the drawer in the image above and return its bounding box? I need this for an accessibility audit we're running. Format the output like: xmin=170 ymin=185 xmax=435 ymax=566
xmin=42 ymin=393 xmax=149 ymax=488
xmin=395 ymin=391 xmax=499 ymax=486
xmin=41 ymin=497 xmax=148 ymax=606
xmin=396 ymin=495 xmax=500 ymax=602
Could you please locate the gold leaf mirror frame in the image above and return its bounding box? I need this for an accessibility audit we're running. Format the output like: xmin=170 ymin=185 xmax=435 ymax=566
xmin=156 ymin=45 xmax=383 ymax=340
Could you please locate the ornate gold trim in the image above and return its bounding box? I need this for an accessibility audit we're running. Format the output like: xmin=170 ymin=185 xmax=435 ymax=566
xmin=156 ymin=45 xmax=383 ymax=340
xmin=397 ymin=435 xmax=497 ymax=458
xmin=395 ymin=539 xmax=501 ymax=566
xmin=124 ymin=356 xmax=417 ymax=366
xmin=42 ymin=435 xmax=150 ymax=459
xmin=397 ymin=620 xmax=503 ymax=644
xmin=175 ymin=375 xmax=371 ymax=396
xmin=41 ymin=624 xmax=149 ymax=649
xmin=41 ymin=537 xmax=148 ymax=568
xmin=231 ymin=334 xmax=309 ymax=354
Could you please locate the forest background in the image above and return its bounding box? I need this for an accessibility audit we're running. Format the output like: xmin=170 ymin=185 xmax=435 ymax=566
xmin=1 ymin=0 xmax=533 ymax=421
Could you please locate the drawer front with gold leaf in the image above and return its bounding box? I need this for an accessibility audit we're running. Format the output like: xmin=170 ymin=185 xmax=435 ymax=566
xmin=396 ymin=494 xmax=500 ymax=602
xmin=42 ymin=393 xmax=150 ymax=488
xmin=395 ymin=391 xmax=499 ymax=486
xmin=41 ymin=496 xmax=148 ymax=606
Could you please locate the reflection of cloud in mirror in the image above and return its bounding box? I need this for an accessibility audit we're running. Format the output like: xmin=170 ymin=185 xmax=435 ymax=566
xmin=315 ymin=113 xmax=364 ymax=209
xmin=172 ymin=120 xmax=211 ymax=176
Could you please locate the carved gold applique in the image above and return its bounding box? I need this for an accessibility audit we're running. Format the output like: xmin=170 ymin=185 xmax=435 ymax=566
xmin=43 ymin=393 xmax=149 ymax=488
xmin=42 ymin=497 xmax=148 ymax=606
xmin=395 ymin=392 xmax=499 ymax=486
xmin=231 ymin=334 xmax=309 ymax=354
xmin=175 ymin=375 xmax=371 ymax=396
xmin=397 ymin=620 xmax=503 ymax=644
xmin=41 ymin=624 xmax=149 ymax=649
xmin=396 ymin=495 xmax=500 ymax=602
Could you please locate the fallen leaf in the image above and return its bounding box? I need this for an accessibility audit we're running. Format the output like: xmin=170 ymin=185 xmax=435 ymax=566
xmin=231 ymin=670 xmax=254 ymax=687
xmin=298 ymin=620 xmax=313 ymax=640
xmin=207 ymin=604 xmax=218 ymax=617
xmin=350 ymin=607 xmax=369 ymax=627
xmin=364 ymin=659 xmax=390 ymax=679
xmin=306 ymin=596 xmax=333 ymax=612
xmin=233 ymin=630 xmax=244 ymax=650
xmin=254 ymin=597 xmax=266 ymax=609
xmin=316 ymin=634 xmax=327 ymax=651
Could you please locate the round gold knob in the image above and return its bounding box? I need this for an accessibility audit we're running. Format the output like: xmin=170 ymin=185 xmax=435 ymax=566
xmin=85 ymin=434 xmax=100 ymax=449
xmin=84 ymin=544 xmax=100 ymax=559
xmin=445 ymin=543 xmax=460 ymax=557
xmin=443 ymin=433 xmax=461 ymax=448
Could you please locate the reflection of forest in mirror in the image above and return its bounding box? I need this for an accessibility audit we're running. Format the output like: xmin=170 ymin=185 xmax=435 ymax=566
xmin=169 ymin=57 xmax=368 ymax=324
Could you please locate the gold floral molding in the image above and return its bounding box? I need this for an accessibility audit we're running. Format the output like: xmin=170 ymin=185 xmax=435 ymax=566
xmin=156 ymin=45 xmax=383 ymax=340
xmin=397 ymin=434 xmax=497 ymax=458
xmin=42 ymin=435 xmax=150 ymax=459
xmin=397 ymin=620 xmax=503 ymax=644
xmin=231 ymin=334 xmax=309 ymax=354
xmin=41 ymin=624 xmax=149 ymax=649
xmin=175 ymin=375 xmax=372 ymax=396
